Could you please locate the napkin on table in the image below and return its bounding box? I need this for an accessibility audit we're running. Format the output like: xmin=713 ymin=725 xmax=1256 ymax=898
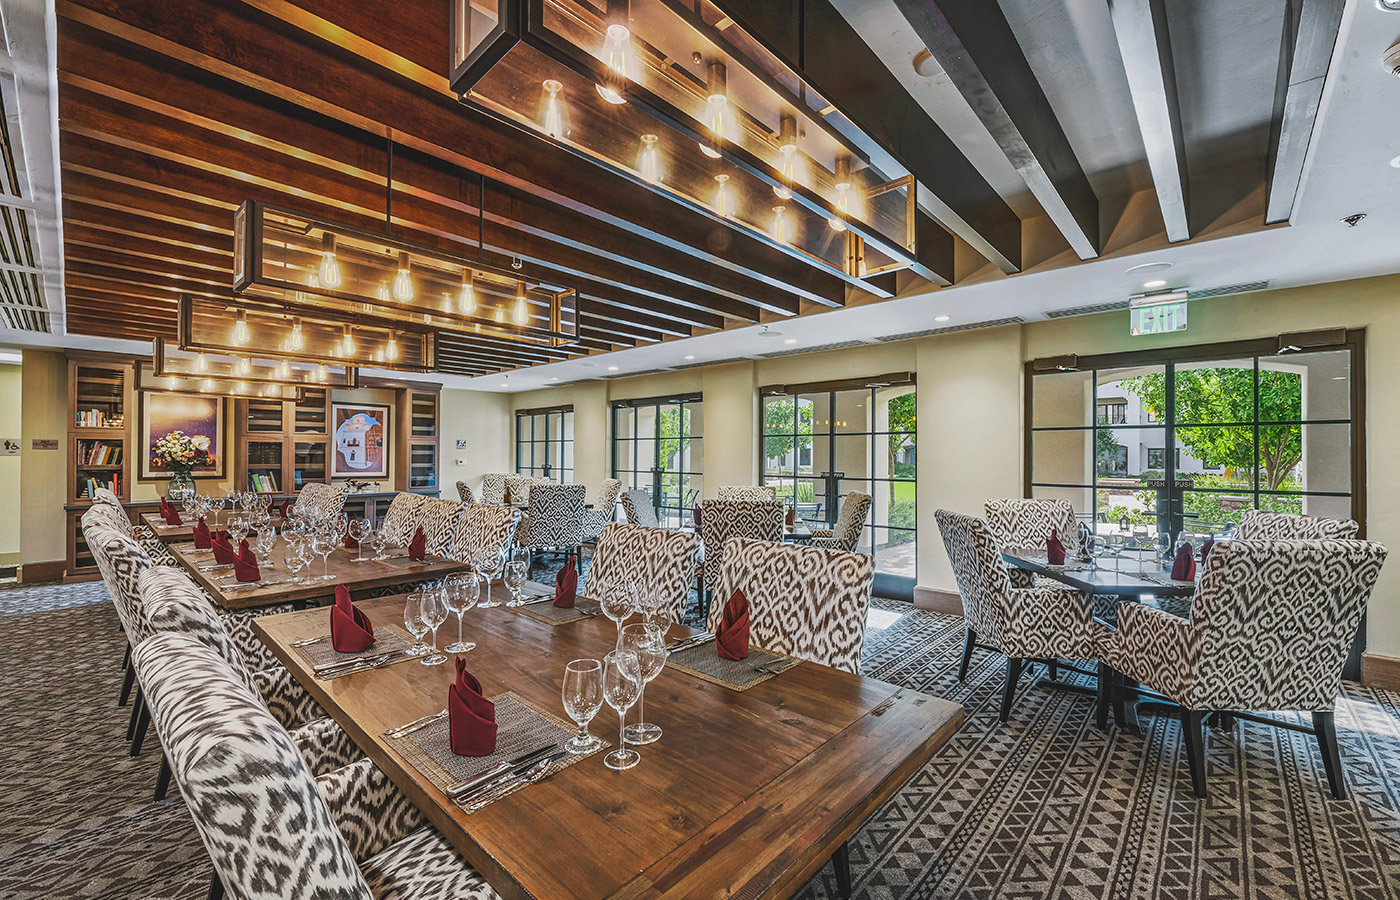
xmin=693 ymin=505 xmax=702 ymax=528
xmin=554 ymin=555 xmax=577 ymax=608
xmin=407 ymin=527 xmax=426 ymax=561
xmin=1200 ymin=537 xmax=1215 ymax=564
xmin=211 ymin=534 xmax=236 ymax=566
xmin=1171 ymin=542 xmax=1196 ymax=581
xmin=233 ymin=540 xmax=260 ymax=583
xmin=449 ymin=659 xmax=497 ymax=757
xmin=192 ymin=517 xmax=211 ymax=549
xmin=716 ymin=588 xmax=750 ymax=660
xmin=330 ymin=584 xmax=375 ymax=653
xmin=1046 ymin=529 xmax=1066 ymax=566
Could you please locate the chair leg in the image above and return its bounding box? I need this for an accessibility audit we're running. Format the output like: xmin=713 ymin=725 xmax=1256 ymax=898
xmin=1182 ymin=709 xmax=1208 ymax=799
xmin=130 ymin=701 xmax=151 ymax=757
xmin=121 ymin=641 xmax=130 ymax=671
xmin=1047 ymin=660 xmax=1059 ymax=681
xmin=1313 ymin=711 xmax=1346 ymax=800
xmin=999 ymin=658 xmax=1025 ymax=724
xmin=957 ymin=627 xmax=976 ymax=681
xmin=153 ymin=755 xmax=172 ymax=803
xmin=830 ymin=839 xmax=852 ymax=900
xmin=1095 ymin=661 xmax=1112 ymax=731
xmin=207 ymin=871 xmax=225 ymax=900
xmin=118 ymin=659 xmax=136 ymax=707
xmin=126 ymin=687 xmax=143 ymax=740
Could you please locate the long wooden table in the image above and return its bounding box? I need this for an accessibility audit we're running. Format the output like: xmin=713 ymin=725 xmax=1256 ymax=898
xmin=140 ymin=511 xmax=197 ymax=542
xmin=254 ymin=592 xmax=962 ymax=900
xmin=169 ymin=540 xmax=468 ymax=611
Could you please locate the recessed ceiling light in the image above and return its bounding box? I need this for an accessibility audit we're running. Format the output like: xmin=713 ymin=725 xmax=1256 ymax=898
xmin=1143 ymin=279 xmax=1168 ymax=289
xmin=607 ymin=365 xmax=618 ymax=371
xmin=1390 ymin=154 xmax=1400 ymax=168
xmin=784 ymin=338 xmax=797 ymax=345
xmin=684 ymin=355 xmax=695 ymax=360
xmin=757 ymin=324 xmax=782 ymax=337
xmin=548 ymin=376 xmax=558 ymax=381
xmin=934 ymin=315 xmax=950 ymax=322
xmin=499 ymin=382 xmax=509 ymax=388
xmin=1125 ymin=261 xmax=1174 ymax=275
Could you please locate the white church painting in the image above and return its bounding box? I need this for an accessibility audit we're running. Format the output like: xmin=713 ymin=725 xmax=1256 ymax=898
xmin=331 ymin=402 xmax=388 ymax=478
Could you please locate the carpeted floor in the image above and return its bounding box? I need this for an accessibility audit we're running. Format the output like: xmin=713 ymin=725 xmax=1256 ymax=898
xmin=2 ymin=567 xmax=1398 ymax=900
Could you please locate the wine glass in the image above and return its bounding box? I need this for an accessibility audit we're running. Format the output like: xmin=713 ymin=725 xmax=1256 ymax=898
xmin=286 ymin=540 xmax=313 ymax=585
xmin=370 ymin=526 xmax=390 ymax=561
xmin=503 ymin=558 xmax=527 ymax=608
xmin=1157 ymin=531 xmax=1175 ymax=569
xmin=561 ymin=659 xmax=604 ymax=754
xmin=227 ymin=513 xmax=250 ymax=550
xmin=602 ymin=649 xmax=642 ymax=771
xmin=444 ymin=572 xmax=479 ymax=653
xmin=620 ymin=623 xmax=667 ymax=746
xmin=254 ymin=524 xmax=277 ymax=564
xmin=598 ymin=579 xmax=638 ymax=644
xmin=641 ymin=583 xmax=673 ymax=634
xmin=420 ymin=587 xmax=449 ymax=666
xmin=474 ymin=546 xmax=502 ymax=609
xmin=311 ymin=521 xmax=335 ymax=581
xmin=347 ymin=517 xmax=371 ymax=562
xmin=207 ymin=495 xmax=226 ymax=534
xmin=403 ymin=592 xmax=429 ymax=657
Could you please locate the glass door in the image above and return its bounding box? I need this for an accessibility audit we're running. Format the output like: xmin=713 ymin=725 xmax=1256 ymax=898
xmin=515 ymin=407 xmax=574 ymax=481
xmin=611 ymin=395 xmax=703 ymax=527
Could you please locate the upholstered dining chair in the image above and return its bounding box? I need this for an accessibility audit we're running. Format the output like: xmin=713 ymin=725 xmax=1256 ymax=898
xmin=718 ymin=484 xmax=777 ymax=501
xmin=456 ymin=481 xmax=475 ymax=503
xmin=294 ymin=482 xmax=348 ymax=520
xmin=699 ymin=499 xmax=784 ymax=616
xmin=415 ymin=497 xmax=466 ymax=557
xmin=935 ymin=509 xmax=1101 ymax=723
xmin=90 ymin=487 xmax=176 ymax=565
xmin=581 ymin=478 xmax=622 ymax=544
xmin=380 ymin=492 xmax=429 ymax=546
xmin=516 ymin=482 xmax=586 ymax=560
xmin=984 ymin=498 xmax=1079 ymax=588
xmin=587 ymin=522 xmax=700 ymax=623
xmin=620 ymin=488 xmax=661 ymax=528
xmin=446 ymin=503 xmax=521 ymax=570
xmin=1102 ymin=538 xmax=1387 ymax=799
xmin=480 ymin=473 xmax=509 ymax=506
xmin=810 ymin=491 xmax=872 ymax=552
xmin=131 ymin=631 xmax=502 ymax=900
xmin=505 ymin=474 xmax=552 ymax=506
xmin=1233 ymin=508 xmax=1360 ymax=540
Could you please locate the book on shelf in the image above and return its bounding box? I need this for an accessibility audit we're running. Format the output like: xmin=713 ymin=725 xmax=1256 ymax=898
xmin=81 ymin=473 xmax=120 ymax=499
xmin=249 ymin=472 xmax=280 ymax=493
xmin=76 ymin=409 xmax=122 ymax=428
xmin=76 ymin=440 xmax=123 ymax=466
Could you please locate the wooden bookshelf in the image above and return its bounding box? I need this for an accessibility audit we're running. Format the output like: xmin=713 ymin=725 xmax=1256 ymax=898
xmin=395 ymin=386 xmax=441 ymax=493
xmin=233 ymin=389 xmax=332 ymax=495
xmin=67 ymin=356 xmax=132 ymax=505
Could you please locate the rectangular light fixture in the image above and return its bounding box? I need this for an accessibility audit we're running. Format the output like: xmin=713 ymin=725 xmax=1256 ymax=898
xmin=233 ymin=201 xmax=581 ymax=348
xmin=137 ymin=362 xmax=303 ymax=400
xmin=178 ymin=294 xmax=436 ymax=373
xmin=153 ymin=338 xmax=358 ymax=389
xmin=449 ymin=0 xmax=918 ymax=281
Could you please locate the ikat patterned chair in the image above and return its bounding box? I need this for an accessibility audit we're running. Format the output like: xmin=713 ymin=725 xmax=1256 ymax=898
xmin=456 ymin=481 xmax=475 ymax=503
xmin=1102 ymin=538 xmax=1387 ymax=799
xmin=89 ymin=488 xmax=176 ymax=565
xmin=131 ymin=631 xmax=502 ymax=900
xmin=935 ymin=509 xmax=1101 ymax=723
xmin=810 ymin=491 xmax=872 ymax=552
xmin=699 ymin=499 xmax=784 ymax=615
xmin=516 ymin=482 xmax=586 ymax=557
xmin=718 ymin=485 xmax=777 ymax=501
xmin=416 ymin=497 xmax=466 ymax=557
xmin=708 ymin=537 xmax=875 ymax=674
xmin=447 ymin=503 xmax=521 ymax=572
xmin=621 ymin=488 xmax=660 ymax=528
xmin=581 ymin=478 xmax=622 ymax=544
xmin=380 ymin=492 xmax=429 ymax=546
xmin=480 ymin=473 xmax=509 ymax=506
xmin=505 ymin=474 xmax=552 ymax=506
xmin=294 ymin=482 xmax=348 ymax=520
xmin=984 ymin=498 xmax=1079 ymax=589
xmin=587 ymin=523 xmax=700 ymax=623
xmin=1234 ymin=509 xmax=1359 ymax=541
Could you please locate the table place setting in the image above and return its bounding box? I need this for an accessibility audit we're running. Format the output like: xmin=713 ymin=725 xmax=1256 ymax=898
xmin=663 ymin=589 xmax=802 ymax=691
xmin=512 ymin=558 xmax=605 ymax=626
xmin=294 ymin=586 xmax=416 ymax=678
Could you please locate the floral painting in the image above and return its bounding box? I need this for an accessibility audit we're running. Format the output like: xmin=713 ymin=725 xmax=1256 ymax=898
xmin=140 ymin=392 xmax=225 ymax=479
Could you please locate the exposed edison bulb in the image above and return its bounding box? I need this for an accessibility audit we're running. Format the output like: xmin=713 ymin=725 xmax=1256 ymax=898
xmin=700 ymin=62 xmax=728 ymax=159
xmin=341 ymin=325 xmax=356 ymax=356
xmin=234 ymin=381 xmax=248 ymax=395
xmin=494 ymin=305 xmax=506 ymax=324
xmin=638 ymin=133 xmax=662 ymax=184
xmin=391 ymin=251 xmax=413 ymax=302
xmin=236 ymin=357 xmax=252 ymax=376
xmin=542 ymin=79 xmax=565 ymax=139
xmin=459 ymin=271 xmax=477 ymax=314
xmin=713 ymin=174 xmax=733 ymax=217
xmin=771 ymin=206 xmax=790 ymax=242
xmin=512 ymin=282 xmax=530 ymax=326
xmin=596 ymin=24 xmax=630 ymax=104
xmin=774 ymin=115 xmax=798 ymax=200
xmin=373 ymin=347 xmax=386 ymax=363
xmin=200 ymin=378 xmax=214 ymax=393
xmin=315 ymin=364 xmax=328 ymax=383
xmin=377 ymin=282 xmax=391 ymax=302
xmin=317 ymin=233 xmax=342 ymax=288
xmin=289 ymin=317 xmax=306 ymax=351
xmin=385 ymin=334 xmax=400 ymax=362
xmin=231 ymin=310 xmax=250 ymax=346
xmin=828 ymin=156 xmax=852 ymax=232
xmin=195 ymin=352 xmax=209 ymax=372
xmin=276 ymin=360 xmax=290 ymax=379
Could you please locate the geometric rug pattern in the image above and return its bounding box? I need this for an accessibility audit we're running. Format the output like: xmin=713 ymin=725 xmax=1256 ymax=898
xmin=2 ymin=573 xmax=1398 ymax=900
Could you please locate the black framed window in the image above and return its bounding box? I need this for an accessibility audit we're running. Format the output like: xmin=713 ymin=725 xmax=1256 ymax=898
xmin=515 ymin=406 xmax=573 ymax=481
xmin=611 ymin=394 xmax=703 ymax=527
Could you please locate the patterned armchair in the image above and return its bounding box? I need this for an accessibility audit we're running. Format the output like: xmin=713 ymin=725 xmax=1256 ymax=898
xmin=620 ymin=489 xmax=660 ymax=528
xmin=294 ymin=482 xmax=348 ymax=520
xmin=130 ymin=631 xmax=501 ymax=900
xmin=1234 ymin=509 xmax=1359 ymax=540
xmin=699 ymin=499 xmax=784 ymax=603
xmin=709 ymin=538 xmax=875 ymax=674
xmin=479 ymin=473 xmax=509 ymax=505
xmin=505 ymin=474 xmax=552 ymax=506
xmin=935 ymin=509 xmax=1099 ymax=723
xmin=984 ymin=498 xmax=1078 ymax=589
xmin=1103 ymin=538 xmax=1387 ymax=799
xmin=455 ymin=481 xmax=474 ymax=503
xmin=380 ymin=492 xmax=429 ymax=546
xmin=516 ymin=483 xmax=586 ymax=555
xmin=416 ymin=497 xmax=466 ymax=557
xmin=581 ymin=478 xmax=622 ymax=543
xmin=586 ymin=522 xmax=700 ymax=623
xmin=447 ymin=503 xmax=521 ymax=570
xmin=810 ymin=491 xmax=872 ymax=552
xmin=86 ymin=490 xmax=175 ymax=565
xmin=718 ymin=485 xmax=777 ymax=501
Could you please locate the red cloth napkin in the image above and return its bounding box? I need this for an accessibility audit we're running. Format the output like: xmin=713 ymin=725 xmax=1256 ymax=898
xmin=693 ymin=505 xmax=702 ymax=528
xmin=407 ymin=526 xmax=426 ymax=561
xmin=1171 ymin=542 xmax=1196 ymax=581
xmin=1047 ymin=529 xmax=1066 ymax=566
xmin=166 ymin=504 xmax=183 ymax=526
xmin=716 ymin=588 xmax=750 ymax=660
xmin=211 ymin=534 xmax=236 ymax=565
xmin=344 ymin=527 xmax=359 ymax=550
xmin=330 ymin=584 xmax=375 ymax=653
xmin=159 ymin=499 xmax=182 ymax=525
xmin=554 ymin=556 xmax=577 ymax=608
xmin=234 ymin=540 xmax=260 ymax=583
xmin=1200 ymin=537 xmax=1215 ymax=564
xmin=192 ymin=517 xmax=211 ymax=549
xmin=279 ymin=499 xmax=295 ymax=520
xmin=449 ymin=659 xmax=497 ymax=757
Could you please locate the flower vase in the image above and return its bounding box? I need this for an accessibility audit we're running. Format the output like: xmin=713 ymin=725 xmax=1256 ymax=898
xmin=166 ymin=470 xmax=196 ymax=503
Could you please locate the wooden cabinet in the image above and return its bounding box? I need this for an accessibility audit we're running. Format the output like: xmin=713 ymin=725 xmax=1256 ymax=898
xmin=396 ymin=387 xmax=440 ymax=493
xmin=67 ymin=358 xmax=132 ymax=504
xmin=234 ymin=389 xmax=331 ymax=494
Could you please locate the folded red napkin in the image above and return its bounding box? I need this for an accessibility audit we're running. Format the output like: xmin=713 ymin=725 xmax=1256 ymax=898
xmin=407 ymin=526 xmax=426 ymax=561
xmin=449 ymin=659 xmax=497 ymax=756
xmin=693 ymin=505 xmax=702 ymax=528
xmin=330 ymin=584 xmax=375 ymax=653
xmin=1047 ymin=529 xmax=1066 ymax=566
xmin=344 ymin=528 xmax=359 ymax=550
xmin=211 ymin=534 xmax=236 ymax=565
xmin=1200 ymin=537 xmax=1215 ymax=564
xmin=166 ymin=505 xmax=183 ymax=526
xmin=192 ymin=517 xmax=211 ymax=549
xmin=1171 ymin=542 xmax=1196 ymax=581
xmin=554 ymin=555 xmax=577 ymax=608
xmin=234 ymin=540 xmax=260 ymax=583
xmin=279 ymin=499 xmax=295 ymax=520
xmin=716 ymin=588 xmax=750 ymax=660
xmin=159 ymin=499 xmax=182 ymax=525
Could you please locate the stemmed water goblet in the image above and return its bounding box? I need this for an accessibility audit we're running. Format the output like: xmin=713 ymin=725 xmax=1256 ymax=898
xmin=227 ymin=513 xmax=250 ymax=551
xmin=598 ymin=578 xmax=638 ymax=644
xmin=286 ymin=540 xmax=313 ymax=584
xmin=254 ymin=524 xmax=277 ymax=564
xmin=602 ymin=649 xmax=642 ymax=771
xmin=312 ymin=517 xmax=338 ymax=580
xmin=206 ymin=495 xmax=226 ymax=534
xmin=620 ymin=623 xmax=667 ymax=746
xmin=474 ymin=547 xmax=503 ymax=608
xmin=641 ymin=583 xmax=672 ymax=634
xmin=347 ymin=517 xmax=371 ymax=562
xmin=403 ymin=591 xmax=430 ymax=657
xmin=419 ymin=587 xmax=449 ymax=666
xmin=443 ymin=573 xmax=479 ymax=653
xmin=562 ymin=659 xmax=604 ymax=755
xmin=503 ymin=557 xmax=527 ymax=608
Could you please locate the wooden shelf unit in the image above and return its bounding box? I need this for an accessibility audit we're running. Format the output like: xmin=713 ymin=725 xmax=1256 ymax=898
xmin=67 ymin=357 xmax=132 ymax=505
xmin=233 ymin=389 xmax=332 ymax=495
xmin=395 ymin=386 xmax=441 ymax=493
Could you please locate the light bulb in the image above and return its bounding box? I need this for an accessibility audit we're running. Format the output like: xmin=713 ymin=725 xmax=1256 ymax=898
xmin=542 ymin=79 xmax=565 ymax=139
xmin=513 ymin=282 xmax=530 ymax=326
xmin=234 ymin=381 xmax=248 ymax=395
xmin=200 ymin=378 xmax=214 ymax=393
xmin=392 ymin=251 xmax=413 ymax=301
xmin=277 ymin=360 xmax=290 ymax=379
xmin=341 ymin=325 xmax=356 ymax=356
xmin=829 ymin=157 xmax=852 ymax=231
xmin=771 ymin=206 xmax=789 ymax=242
xmin=232 ymin=310 xmax=250 ymax=346
xmin=385 ymin=335 xmax=400 ymax=362
xmin=639 ymin=133 xmax=662 ymax=184
xmin=315 ymin=364 xmax=328 ymax=383
xmin=289 ymin=318 xmax=305 ymax=351
xmin=377 ymin=282 xmax=391 ymax=302
xmin=713 ymin=174 xmax=732 ymax=217
xmin=195 ymin=352 xmax=208 ymax=372
xmin=774 ymin=115 xmax=797 ymax=200
xmin=236 ymin=357 xmax=252 ymax=375
xmin=596 ymin=23 xmax=630 ymax=104
xmin=374 ymin=347 xmax=385 ymax=363
xmin=700 ymin=62 xmax=728 ymax=158
xmin=459 ymin=271 xmax=477 ymax=314
xmin=494 ymin=306 xmax=506 ymax=324
xmin=317 ymin=233 xmax=342 ymax=288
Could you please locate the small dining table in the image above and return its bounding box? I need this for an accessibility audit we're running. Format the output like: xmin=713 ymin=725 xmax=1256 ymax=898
xmin=253 ymin=588 xmax=963 ymax=900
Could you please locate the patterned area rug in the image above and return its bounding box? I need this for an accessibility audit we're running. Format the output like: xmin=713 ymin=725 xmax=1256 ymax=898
xmin=1 ymin=573 xmax=1398 ymax=900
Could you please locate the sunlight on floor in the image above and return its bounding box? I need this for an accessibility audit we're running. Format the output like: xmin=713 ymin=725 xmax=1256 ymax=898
xmin=867 ymin=607 xmax=904 ymax=630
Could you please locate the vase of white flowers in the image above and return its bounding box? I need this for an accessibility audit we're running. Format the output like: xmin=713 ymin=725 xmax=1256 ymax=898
xmin=151 ymin=431 xmax=214 ymax=502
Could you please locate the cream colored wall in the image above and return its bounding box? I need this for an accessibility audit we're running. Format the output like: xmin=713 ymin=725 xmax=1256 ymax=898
xmin=441 ymin=387 xmax=515 ymax=498
xmin=327 ymin=387 xmax=398 ymax=492
xmin=0 ymin=365 xmax=21 ymax=564
xmin=20 ymin=350 xmax=67 ymax=570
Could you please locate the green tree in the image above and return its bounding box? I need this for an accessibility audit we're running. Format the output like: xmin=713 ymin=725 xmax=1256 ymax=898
xmin=885 ymin=391 xmax=916 ymax=503
xmin=657 ymin=405 xmax=690 ymax=470
xmin=763 ymin=397 xmax=813 ymax=466
xmin=1120 ymin=368 xmax=1302 ymax=490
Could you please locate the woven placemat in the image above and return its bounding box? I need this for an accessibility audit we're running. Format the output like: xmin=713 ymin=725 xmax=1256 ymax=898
xmin=514 ymin=599 xmax=604 ymax=626
xmin=292 ymin=624 xmax=415 ymax=670
xmin=665 ymin=642 xmax=802 ymax=692
xmin=384 ymin=692 xmax=605 ymax=813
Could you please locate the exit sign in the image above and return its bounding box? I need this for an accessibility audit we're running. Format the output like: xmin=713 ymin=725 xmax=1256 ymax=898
xmin=1131 ymin=300 xmax=1188 ymax=336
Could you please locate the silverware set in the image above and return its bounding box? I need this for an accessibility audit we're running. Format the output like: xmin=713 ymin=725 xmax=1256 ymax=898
xmin=445 ymin=742 xmax=557 ymax=798
xmin=313 ymin=652 xmax=399 ymax=678
xmin=668 ymin=632 xmax=715 ymax=654
xmin=749 ymin=658 xmax=793 ymax=676
xmin=459 ymin=751 xmax=569 ymax=812
xmin=518 ymin=594 xmax=556 ymax=606
xmin=383 ymin=710 xmax=448 ymax=739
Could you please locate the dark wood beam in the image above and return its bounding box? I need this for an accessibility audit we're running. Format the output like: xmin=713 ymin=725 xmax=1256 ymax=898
xmin=890 ymin=0 xmax=1099 ymax=259
xmin=1108 ymin=0 xmax=1189 ymax=242
xmin=1266 ymin=0 xmax=1344 ymax=225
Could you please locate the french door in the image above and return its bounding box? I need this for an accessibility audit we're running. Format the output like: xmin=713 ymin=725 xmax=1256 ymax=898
xmin=515 ymin=406 xmax=573 ymax=481
xmin=611 ymin=394 xmax=703 ymax=527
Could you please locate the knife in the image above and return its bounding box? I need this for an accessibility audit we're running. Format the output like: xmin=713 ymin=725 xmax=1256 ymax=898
xmin=314 ymin=652 xmax=392 ymax=676
xmin=669 ymin=633 xmax=715 ymax=653
xmin=518 ymin=594 xmax=556 ymax=606
xmin=445 ymin=743 xmax=557 ymax=797
xmin=455 ymin=750 xmax=569 ymax=805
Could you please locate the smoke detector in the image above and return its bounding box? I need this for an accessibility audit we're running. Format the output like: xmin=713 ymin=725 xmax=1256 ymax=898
xmin=757 ymin=324 xmax=783 ymax=338
xmin=1386 ymin=39 xmax=1400 ymax=76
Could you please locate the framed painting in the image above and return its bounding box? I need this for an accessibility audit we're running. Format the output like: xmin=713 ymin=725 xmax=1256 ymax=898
xmin=331 ymin=401 xmax=389 ymax=478
xmin=139 ymin=391 xmax=226 ymax=480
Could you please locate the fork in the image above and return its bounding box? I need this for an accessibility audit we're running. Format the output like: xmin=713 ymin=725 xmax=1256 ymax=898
xmin=315 ymin=653 xmax=392 ymax=677
xmin=460 ymin=753 xmax=567 ymax=812
xmin=384 ymin=710 xmax=448 ymax=739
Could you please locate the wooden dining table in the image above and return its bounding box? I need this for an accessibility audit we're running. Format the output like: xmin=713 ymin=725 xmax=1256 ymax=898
xmin=168 ymin=540 xmax=468 ymax=611
xmin=139 ymin=511 xmax=197 ymax=542
xmin=254 ymin=590 xmax=963 ymax=900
